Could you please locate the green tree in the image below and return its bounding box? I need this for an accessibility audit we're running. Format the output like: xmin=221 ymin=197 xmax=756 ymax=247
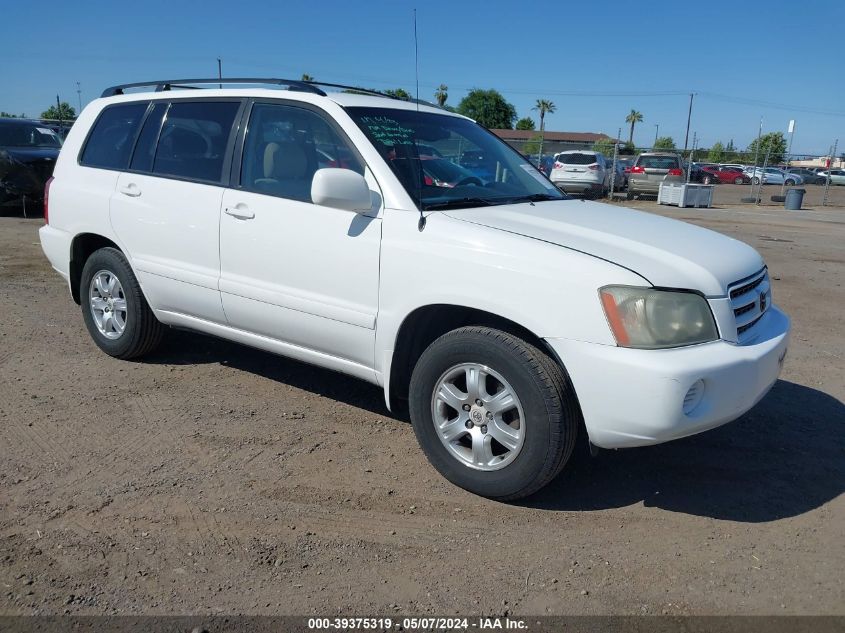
xmin=707 ymin=141 xmax=726 ymax=163
xmin=0 ymin=111 xmax=23 ymax=118
xmin=301 ymin=74 xmax=315 ymax=82
xmin=434 ymin=84 xmax=448 ymax=107
xmin=625 ymin=109 xmax=643 ymax=144
xmin=747 ymin=132 xmax=787 ymax=165
xmin=522 ymin=133 xmax=543 ymax=157
xmin=41 ymin=102 xmax=76 ymax=121
xmin=456 ymin=89 xmax=517 ymax=129
xmin=653 ymin=136 xmax=676 ymax=150
xmin=619 ymin=141 xmax=636 ymax=155
xmin=592 ymin=138 xmax=616 ymax=157
xmin=515 ymin=117 xmax=535 ymax=131
xmin=384 ymin=88 xmax=412 ymax=100
xmin=532 ymin=99 xmax=556 ymax=158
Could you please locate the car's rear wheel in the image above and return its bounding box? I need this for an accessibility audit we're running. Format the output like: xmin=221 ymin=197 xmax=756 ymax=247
xmin=409 ymin=326 xmax=579 ymax=500
xmin=80 ymin=247 xmax=164 ymax=359
xmin=703 ymin=175 xmax=712 ymax=185
xmin=785 ymin=178 xmax=796 ymax=186
xmin=752 ymin=176 xmax=761 ymax=185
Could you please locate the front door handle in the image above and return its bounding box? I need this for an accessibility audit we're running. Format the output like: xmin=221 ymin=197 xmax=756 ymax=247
xmin=119 ymin=183 xmax=141 ymax=197
xmin=224 ymin=204 xmax=254 ymax=220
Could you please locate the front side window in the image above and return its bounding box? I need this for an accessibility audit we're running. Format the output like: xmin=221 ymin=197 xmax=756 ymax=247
xmin=346 ymin=107 xmax=565 ymax=210
xmin=152 ymin=101 xmax=240 ymax=183
xmin=240 ymin=103 xmax=363 ymax=202
xmin=80 ymin=103 xmax=148 ymax=169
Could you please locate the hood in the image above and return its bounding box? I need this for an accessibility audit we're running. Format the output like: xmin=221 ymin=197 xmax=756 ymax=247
xmin=1 ymin=147 xmax=61 ymax=164
xmin=443 ymin=199 xmax=763 ymax=297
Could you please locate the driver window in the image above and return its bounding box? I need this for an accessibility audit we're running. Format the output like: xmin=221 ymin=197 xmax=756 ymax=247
xmin=240 ymin=103 xmax=363 ymax=203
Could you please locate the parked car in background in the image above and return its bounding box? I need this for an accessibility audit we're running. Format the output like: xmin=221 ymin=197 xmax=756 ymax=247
xmin=720 ymin=163 xmax=746 ymax=172
xmin=603 ymin=155 xmax=627 ymax=190
xmin=786 ymin=168 xmax=825 ymax=185
xmin=0 ymin=118 xmax=62 ymax=209
xmin=817 ymin=169 xmax=845 ymax=185
xmin=550 ymin=150 xmax=610 ymax=197
xmin=458 ymin=149 xmax=497 ymax=181
xmin=627 ymin=152 xmax=684 ymax=199
xmin=701 ymin=165 xmax=750 ymax=185
xmin=744 ymin=167 xmax=803 ymax=186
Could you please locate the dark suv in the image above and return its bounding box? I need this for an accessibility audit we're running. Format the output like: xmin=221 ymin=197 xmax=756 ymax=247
xmin=0 ymin=118 xmax=62 ymax=210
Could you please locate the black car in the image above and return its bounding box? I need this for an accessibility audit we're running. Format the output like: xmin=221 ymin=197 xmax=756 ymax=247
xmin=786 ymin=168 xmax=825 ymax=185
xmin=0 ymin=118 xmax=62 ymax=210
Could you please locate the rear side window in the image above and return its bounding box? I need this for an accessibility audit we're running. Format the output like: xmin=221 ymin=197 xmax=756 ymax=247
xmin=129 ymin=102 xmax=168 ymax=172
xmin=637 ymin=156 xmax=680 ymax=169
xmin=557 ymin=153 xmax=598 ymax=165
xmin=152 ymin=101 xmax=240 ymax=183
xmin=80 ymin=103 xmax=148 ymax=169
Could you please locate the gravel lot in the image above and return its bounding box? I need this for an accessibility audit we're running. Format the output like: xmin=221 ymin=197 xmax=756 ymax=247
xmin=1 ymin=204 xmax=843 ymax=616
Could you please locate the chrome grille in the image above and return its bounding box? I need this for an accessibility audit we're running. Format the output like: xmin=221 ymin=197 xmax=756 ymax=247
xmin=728 ymin=268 xmax=770 ymax=344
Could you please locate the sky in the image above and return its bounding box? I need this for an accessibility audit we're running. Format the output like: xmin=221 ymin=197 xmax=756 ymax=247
xmin=2 ymin=0 xmax=843 ymax=156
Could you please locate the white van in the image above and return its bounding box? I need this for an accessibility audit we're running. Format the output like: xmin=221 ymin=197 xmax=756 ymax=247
xmin=39 ymin=78 xmax=790 ymax=500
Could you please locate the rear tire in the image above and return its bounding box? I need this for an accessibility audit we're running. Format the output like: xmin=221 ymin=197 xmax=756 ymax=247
xmin=703 ymin=175 xmax=712 ymax=185
xmin=409 ymin=326 xmax=580 ymax=500
xmin=80 ymin=247 xmax=164 ymax=359
xmin=752 ymin=176 xmax=760 ymax=185
xmin=734 ymin=177 xmax=744 ymax=185
xmin=785 ymin=179 xmax=796 ymax=186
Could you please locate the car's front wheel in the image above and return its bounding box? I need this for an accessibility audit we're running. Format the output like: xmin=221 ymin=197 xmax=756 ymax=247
xmin=752 ymin=176 xmax=761 ymax=185
xmin=734 ymin=177 xmax=744 ymax=185
xmin=80 ymin=247 xmax=164 ymax=359
xmin=785 ymin=178 xmax=796 ymax=186
xmin=409 ymin=326 xmax=579 ymax=500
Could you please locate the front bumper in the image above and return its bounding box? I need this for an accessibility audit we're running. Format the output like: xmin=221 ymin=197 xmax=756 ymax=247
xmin=546 ymin=306 xmax=790 ymax=449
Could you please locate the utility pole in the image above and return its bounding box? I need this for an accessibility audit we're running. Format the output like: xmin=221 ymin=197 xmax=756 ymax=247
xmin=217 ymin=58 xmax=222 ymax=88
xmin=683 ymin=93 xmax=695 ymax=153
xmin=653 ymin=123 xmax=659 ymax=147
xmin=76 ymin=82 xmax=82 ymax=113
xmin=56 ymin=94 xmax=62 ymax=129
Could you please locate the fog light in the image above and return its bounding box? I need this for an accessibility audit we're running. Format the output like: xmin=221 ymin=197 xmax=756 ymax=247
xmin=683 ymin=379 xmax=705 ymax=415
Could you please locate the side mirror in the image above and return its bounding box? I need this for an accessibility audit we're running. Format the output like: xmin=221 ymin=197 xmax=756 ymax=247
xmin=311 ymin=168 xmax=372 ymax=213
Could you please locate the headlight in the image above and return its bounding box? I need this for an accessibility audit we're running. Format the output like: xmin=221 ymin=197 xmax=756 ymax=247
xmin=599 ymin=286 xmax=719 ymax=349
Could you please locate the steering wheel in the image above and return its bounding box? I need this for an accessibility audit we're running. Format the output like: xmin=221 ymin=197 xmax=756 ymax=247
xmin=454 ymin=176 xmax=482 ymax=187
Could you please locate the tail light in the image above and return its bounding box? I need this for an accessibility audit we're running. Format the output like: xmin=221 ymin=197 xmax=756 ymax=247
xmin=588 ymin=164 xmax=599 ymax=171
xmin=629 ymin=166 xmax=645 ymax=174
xmin=668 ymin=168 xmax=683 ymax=176
xmin=44 ymin=176 xmax=54 ymax=224
xmin=554 ymin=162 xmax=564 ymax=169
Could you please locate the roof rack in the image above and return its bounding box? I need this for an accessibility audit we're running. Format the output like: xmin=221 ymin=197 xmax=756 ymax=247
xmin=100 ymin=77 xmax=442 ymax=108
xmin=101 ymin=78 xmax=328 ymax=98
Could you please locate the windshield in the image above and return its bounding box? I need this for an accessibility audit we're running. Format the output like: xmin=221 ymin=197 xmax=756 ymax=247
xmin=0 ymin=122 xmax=63 ymax=148
xmin=346 ymin=107 xmax=566 ymax=210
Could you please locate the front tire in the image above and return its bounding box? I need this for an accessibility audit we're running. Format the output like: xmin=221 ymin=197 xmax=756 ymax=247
xmin=409 ymin=327 xmax=579 ymax=500
xmin=80 ymin=247 xmax=164 ymax=359
xmin=785 ymin=178 xmax=796 ymax=186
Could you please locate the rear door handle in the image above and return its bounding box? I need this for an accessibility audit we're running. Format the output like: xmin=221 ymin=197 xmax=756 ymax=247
xmin=224 ymin=204 xmax=254 ymax=220
xmin=119 ymin=183 xmax=141 ymax=197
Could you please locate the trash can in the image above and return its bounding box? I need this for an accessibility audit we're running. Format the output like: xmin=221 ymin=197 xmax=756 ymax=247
xmin=784 ymin=188 xmax=806 ymax=211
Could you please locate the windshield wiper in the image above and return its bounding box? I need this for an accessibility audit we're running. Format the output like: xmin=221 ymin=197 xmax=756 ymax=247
xmin=423 ymin=197 xmax=502 ymax=211
xmin=505 ymin=193 xmax=563 ymax=204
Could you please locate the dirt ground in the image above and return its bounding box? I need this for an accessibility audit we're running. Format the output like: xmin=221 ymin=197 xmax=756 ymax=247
xmin=0 ymin=203 xmax=843 ymax=617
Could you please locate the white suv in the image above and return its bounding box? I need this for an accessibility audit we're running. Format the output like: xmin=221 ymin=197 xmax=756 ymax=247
xmin=549 ymin=150 xmax=610 ymax=197
xmin=39 ymin=78 xmax=790 ymax=500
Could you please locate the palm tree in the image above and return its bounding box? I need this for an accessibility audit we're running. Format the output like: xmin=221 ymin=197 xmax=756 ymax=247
xmin=434 ymin=84 xmax=448 ymax=107
xmin=626 ymin=109 xmax=643 ymax=145
xmin=532 ymin=99 xmax=556 ymax=160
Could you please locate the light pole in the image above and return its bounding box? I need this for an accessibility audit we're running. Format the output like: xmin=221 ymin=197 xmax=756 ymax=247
xmin=653 ymin=123 xmax=659 ymax=147
xmin=217 ymin=58 xmax=222 ymax=88
xmin=76 ymin=82 xmax=82 ymax=113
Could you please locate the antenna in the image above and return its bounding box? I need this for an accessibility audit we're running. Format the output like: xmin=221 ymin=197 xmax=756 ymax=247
xmin=413 ymin=9 xmax=426 ymax=231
